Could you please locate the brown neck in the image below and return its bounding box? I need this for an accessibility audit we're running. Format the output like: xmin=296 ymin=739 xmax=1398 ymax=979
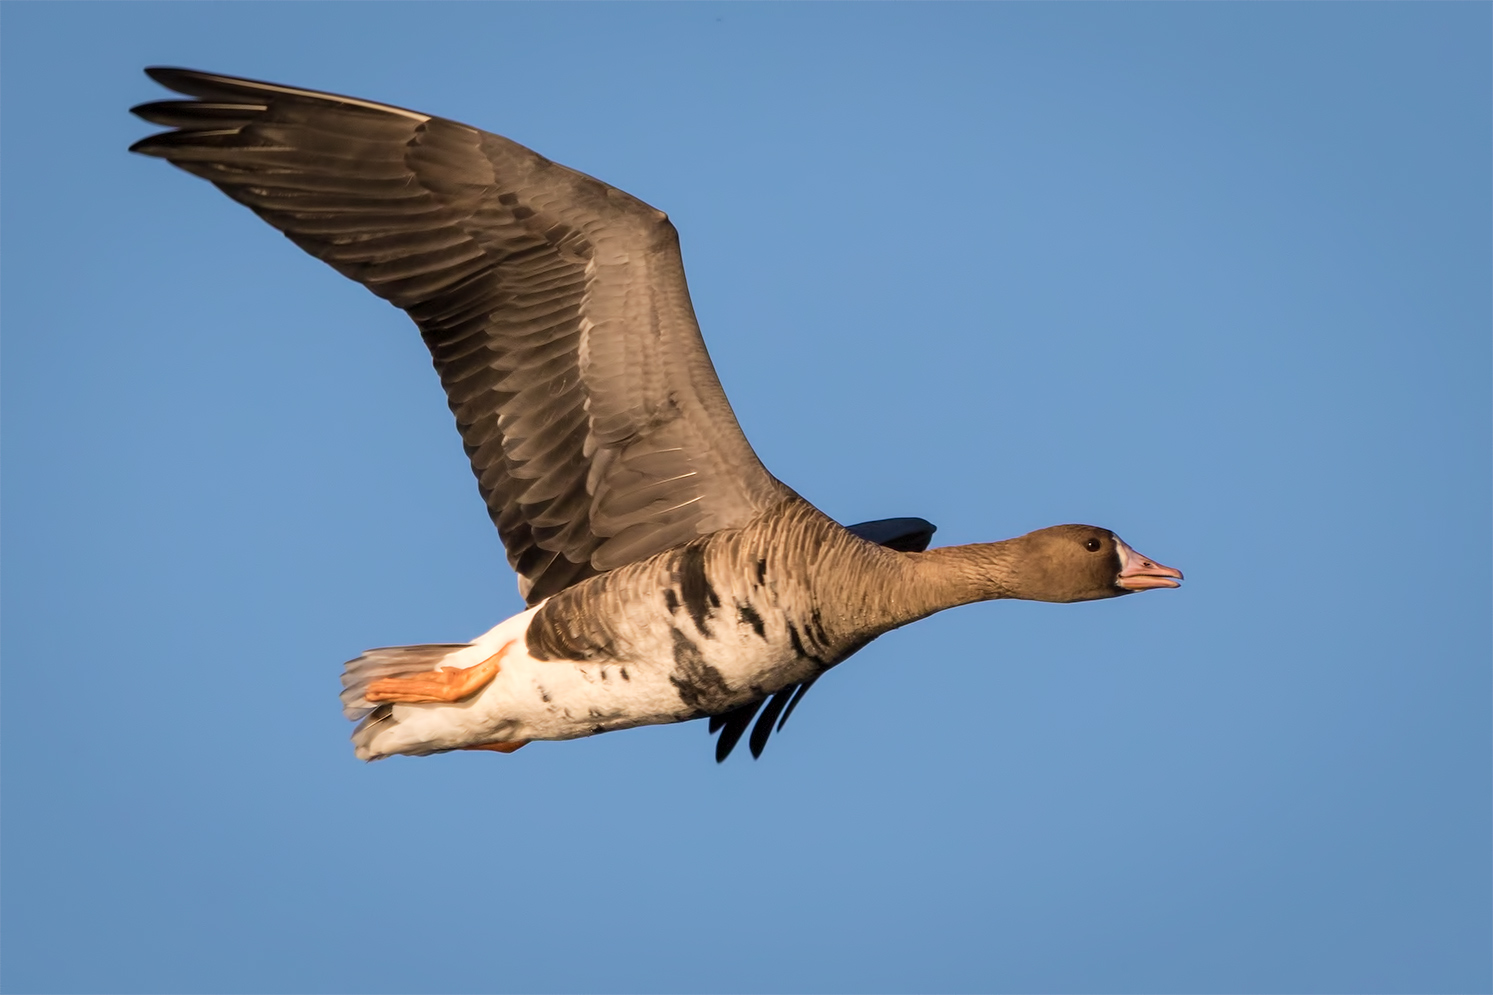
xmin=832 ymin=539 xmax=1025 ymax=638
xmin=901 ymin=540 xmax=1024 ymax=616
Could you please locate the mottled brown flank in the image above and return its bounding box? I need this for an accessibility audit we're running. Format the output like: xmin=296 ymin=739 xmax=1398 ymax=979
xmin=737 ymin=602 xmax=767 ymax=639
xmin=667 ymin=628 xmax=734 ymax=715
xmin=676 ymin=543 xmax=718 ymax=635
xmin=524 ymin=571 xmax=621 ymax=662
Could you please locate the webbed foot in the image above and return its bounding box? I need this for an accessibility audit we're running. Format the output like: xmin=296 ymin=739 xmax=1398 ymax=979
xmin=461 ymin=740 xmax=529 ymax=754
xmin=365 ymin=641 xmax=512 ymax=704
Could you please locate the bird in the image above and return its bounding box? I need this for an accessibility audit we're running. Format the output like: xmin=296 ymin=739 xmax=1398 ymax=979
xmin=129 ymin=67 xmax=1183 ymax=764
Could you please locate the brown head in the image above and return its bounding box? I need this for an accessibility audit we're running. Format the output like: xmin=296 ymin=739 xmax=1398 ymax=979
xmin=1005 ymin=524 xmax=1183 ymax=603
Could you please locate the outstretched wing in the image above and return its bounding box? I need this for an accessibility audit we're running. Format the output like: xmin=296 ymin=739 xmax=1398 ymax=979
xmin=710 ymin=516 xmax=938 ymax=762
xmin=131 ymin=68 xmax=789 ymax=604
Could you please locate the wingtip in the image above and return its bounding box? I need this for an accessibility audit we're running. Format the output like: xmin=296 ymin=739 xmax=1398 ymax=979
xmin=133 ymin=67 xmax=195 ymax=137
xmin=143 ymin=66 xmax=205 ymax=92
xmin=127 ymin=100 xmax=173 ymax=131
xmin=134 ymin=65 xmax=434 ymax=122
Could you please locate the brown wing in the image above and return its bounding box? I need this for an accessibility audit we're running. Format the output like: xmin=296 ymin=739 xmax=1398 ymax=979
xmin=131 ymin=68 xmax=789 ymax=603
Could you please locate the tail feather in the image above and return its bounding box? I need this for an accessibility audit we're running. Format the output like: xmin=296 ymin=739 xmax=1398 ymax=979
xmin=339 ymin=643 xmax=469 ymax=720
xmin=351 ymin=704 xmax=396 ymax=754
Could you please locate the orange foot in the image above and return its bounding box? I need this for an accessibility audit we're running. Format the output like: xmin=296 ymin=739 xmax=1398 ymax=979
xmin=462 ymin=740 xmax=529 ymax=754
xmin=365 ymin=641 xmax=513 ymax=704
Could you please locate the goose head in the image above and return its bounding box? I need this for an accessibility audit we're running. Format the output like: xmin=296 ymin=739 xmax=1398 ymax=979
xmin=1008 ymin=525 xmax=1183 ymax=603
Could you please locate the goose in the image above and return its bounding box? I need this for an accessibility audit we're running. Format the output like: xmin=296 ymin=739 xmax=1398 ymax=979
xmin=129 ymin=68 xmax=1183 ymax=763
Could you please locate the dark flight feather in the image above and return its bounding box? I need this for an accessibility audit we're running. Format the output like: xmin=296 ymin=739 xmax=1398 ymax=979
xmin=748 ymin=688 xmax=794 ymax=759
xmin=713 ymin=699 xmax=763 ymax=763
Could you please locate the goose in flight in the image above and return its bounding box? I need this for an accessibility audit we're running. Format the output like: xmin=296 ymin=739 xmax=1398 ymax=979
xmin=130 ymin=68 xmax=1182 ymax=763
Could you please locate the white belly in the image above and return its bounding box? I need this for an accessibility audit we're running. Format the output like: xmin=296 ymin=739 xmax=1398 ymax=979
xmin=352 ymin=603 xmax=812 ymax=760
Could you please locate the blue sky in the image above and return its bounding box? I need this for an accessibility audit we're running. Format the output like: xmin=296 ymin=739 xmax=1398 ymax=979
xmin=2 ymin=4 xmax=1488 ymax=993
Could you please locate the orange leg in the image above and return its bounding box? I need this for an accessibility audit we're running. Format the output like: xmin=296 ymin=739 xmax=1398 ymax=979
xmin=365 ymin=641 xmax=513 ymax=704
xmin=462 ymin=740 xmax=529 ymax=754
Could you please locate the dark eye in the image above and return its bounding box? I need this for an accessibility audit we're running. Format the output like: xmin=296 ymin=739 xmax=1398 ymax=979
xmin=1084 ymin=538 xmax=1102 ymax=552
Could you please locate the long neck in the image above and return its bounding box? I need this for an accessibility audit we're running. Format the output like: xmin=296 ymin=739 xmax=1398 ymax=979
xmin=901 ymin=540 xmax=1023 ymax=616
xmin=828 ymin=539 xmax=1025 ymax=640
